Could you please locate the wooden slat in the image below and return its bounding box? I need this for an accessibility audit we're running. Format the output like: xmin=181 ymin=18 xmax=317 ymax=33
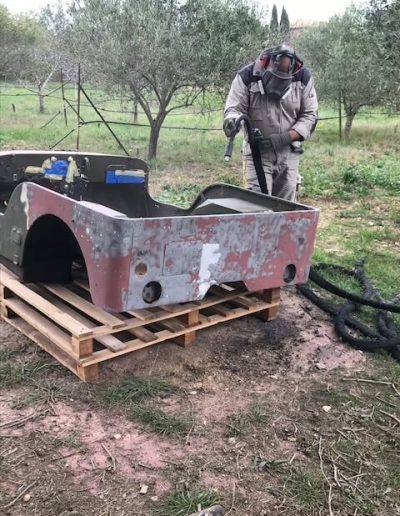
xmin=158 ymin=303 xmax=184 ymax=313
xmin=3 ymin=298 xmax=73 ymax=356
xmin=211 ymin=284 xmax=239 ymax=296
xmin=90 ymin=287 xmax=271 ymax=338
xmin=126 ymin=308 xmax=156 ymax=321
xmin=111 ymin=312 xmax=155 ymax=343
xmin=157 ymin=318 xmax=186 ymax=333
xmin=41 ymin=284 xmax=125 ymax=329
xmin=126 ymin=326 xmax=155 ymax=343
xmin=80 ymin=300 xmax=279 ymax=367
xmin=229 ymin=296 xmax=258 ymax=309
xmin=1 ymin=264 xmax=281 ymax=381
xmin=198 ymin=314 xmax=210 ymax=324
xmin=206 ymin=313 xmax=224 ymax=323
xmin=3 ymin=316 xmax=79 ymax=377
xmin=31 ymin=285 xmax=126 ymax=352
xmin=210 ymin=304 xmax=231 ymax=316
xmin=1 ymin=270 xmax=92 ymax=338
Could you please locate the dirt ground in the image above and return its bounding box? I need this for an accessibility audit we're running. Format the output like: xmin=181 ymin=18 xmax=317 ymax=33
xmin=0 ymin=286 xmax=399 ymax=516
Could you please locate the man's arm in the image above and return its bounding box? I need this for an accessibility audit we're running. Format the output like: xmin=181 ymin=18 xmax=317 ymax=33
xmin=224 ymin=74 xmax=249 ymax=122
xmin=291 ymin=75 xmax=318 ymax=141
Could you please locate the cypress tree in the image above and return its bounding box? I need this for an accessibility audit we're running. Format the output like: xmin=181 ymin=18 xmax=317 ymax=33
xmin=280 ymin=6 xmax=290 ymax=39
xmin=270 ymin=4 xmax=279 ymax=34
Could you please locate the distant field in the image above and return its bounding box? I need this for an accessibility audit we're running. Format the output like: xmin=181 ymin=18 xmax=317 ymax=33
xmin=1 ymin=82 xmax=400 ymax=196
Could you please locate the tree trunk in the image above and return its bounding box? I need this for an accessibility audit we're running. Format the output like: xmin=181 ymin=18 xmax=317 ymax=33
xmin=148 ymin=122 xmax=161 ymax=160
xmin=38 ymin=85 xmax=45 ymax=114
xmin=132 ymin=100 xmax=138 ymax=124
xmin=344 ymin=111 xmax=356 ymax=140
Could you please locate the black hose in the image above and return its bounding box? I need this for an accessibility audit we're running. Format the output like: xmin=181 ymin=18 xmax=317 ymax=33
xmin=224 ymin=114 xmax=269 ymax=195
xmin=297 ymin=261 xmax=400 ymax=359
xmin=309 ymin=264 xmax=400 ymax=313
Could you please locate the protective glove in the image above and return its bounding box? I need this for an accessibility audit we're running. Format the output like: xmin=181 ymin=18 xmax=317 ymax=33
xmin=263 ymin=131 xmax=292 ymax=152
xmin=223 ymin=118 xmax=238 ymax=138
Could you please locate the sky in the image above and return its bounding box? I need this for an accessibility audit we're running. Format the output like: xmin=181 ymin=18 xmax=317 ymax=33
xmin=2 ymin=0 xmax=366 ymax=23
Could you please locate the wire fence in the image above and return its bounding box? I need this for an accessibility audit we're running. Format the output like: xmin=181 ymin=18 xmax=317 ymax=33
xmin=2 ymin=84 xmax=400 ymax=128
xmin=2 ymin=79 xmax=400 ymax=155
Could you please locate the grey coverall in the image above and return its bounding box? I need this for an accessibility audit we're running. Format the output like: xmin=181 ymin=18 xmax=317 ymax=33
xmin=224 ymin=59 xmax=318 ymax=201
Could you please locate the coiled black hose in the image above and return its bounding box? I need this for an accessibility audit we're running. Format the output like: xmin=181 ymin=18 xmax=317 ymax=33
xmin=297 ymin=261 xmax=400 ymax=360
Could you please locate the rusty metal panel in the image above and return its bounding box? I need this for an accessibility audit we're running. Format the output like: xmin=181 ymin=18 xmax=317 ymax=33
xmin=0 ymin=151 xmax=319 ymax=312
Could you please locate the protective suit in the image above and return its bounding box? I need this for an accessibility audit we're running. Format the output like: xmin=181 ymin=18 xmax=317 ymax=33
xmin=223 ymin=45 xmax=318 ymax=201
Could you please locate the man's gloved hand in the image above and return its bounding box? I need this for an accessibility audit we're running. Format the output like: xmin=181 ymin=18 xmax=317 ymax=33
xmin=264 ymin=131 xmax=292 ymax=151
xmin=223 ymin=118 xmax=238 ymax=138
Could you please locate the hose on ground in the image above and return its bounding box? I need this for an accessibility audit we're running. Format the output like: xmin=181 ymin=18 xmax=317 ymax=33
xmin=297 ymin=261 xmax=400 ymax=360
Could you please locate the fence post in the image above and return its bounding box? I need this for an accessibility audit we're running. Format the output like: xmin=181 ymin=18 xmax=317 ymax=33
xmin=338 ymin=90 xmax=343 ymax=142
xmin=76 ymin=63 xmax=81 ymax=150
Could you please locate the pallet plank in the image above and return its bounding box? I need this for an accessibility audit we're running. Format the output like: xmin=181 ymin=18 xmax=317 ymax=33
xmin=90 ymin=288 xmax=275 ymax=338
xmin=1 ymin=270 xmax=91 ymax=338
xmin=3 ymin=316 xmax=80 ymax=377
xmin=31 ymin=285 xmax=127 ymax=352
xmin=80 ymin=299 xmax=279 ymax=367
xmin=42 ymin=283 xmax=125 ymax=329
xmin=3 ymin=298 xmax=73 ymax=356
xmin=1 ymin=265 xmax=280 ymax=381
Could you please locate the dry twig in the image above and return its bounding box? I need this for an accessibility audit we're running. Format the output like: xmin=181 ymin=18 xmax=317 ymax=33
xmin=379 ymin=410 xmax=400 ymax=426
xmin=101 ymin=442 xmax=116 ymax=471
xmin=318 ymin=437 xmax=334 ymax=516
xmin=1 ymin=480 xmax=38 ymax=510
xmin=0 ymin=409 xmax=49 ymax=429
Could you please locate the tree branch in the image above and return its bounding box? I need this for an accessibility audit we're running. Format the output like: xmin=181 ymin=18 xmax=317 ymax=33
xmin=142 ymin=73 xmax=162 ymax=105
xmin=128 ymin=81 xmax=153 ymax=123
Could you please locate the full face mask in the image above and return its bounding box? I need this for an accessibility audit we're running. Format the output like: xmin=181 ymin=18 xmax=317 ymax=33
xmin=261 ymin=47 xmax=302 ymax=99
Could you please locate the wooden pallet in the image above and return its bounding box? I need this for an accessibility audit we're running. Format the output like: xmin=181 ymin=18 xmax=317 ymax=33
xmin=0 ymin=266 xmax=280 ymax=381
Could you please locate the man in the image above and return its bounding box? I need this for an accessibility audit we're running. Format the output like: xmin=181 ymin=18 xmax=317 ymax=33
xmin=223 ymin=44 xmax=318 ymax=201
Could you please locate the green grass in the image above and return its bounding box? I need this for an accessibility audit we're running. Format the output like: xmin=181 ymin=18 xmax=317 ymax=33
xmin=96 ymin=376 xmax=191 ymax=436
xmin=52 ymin=434 xmax=85 ymax=450
xmin=129 ymin=405 xmax=191 ymax=436
xmin=157 ymin=183 xmax=203 ymax=207
xmin=12 ymin=388 xmax=54 ymax=409
xmin=97 ymin=376 xmax=172 ymax=405
xmin=226 ymin=403 xmax=269 ymax=438
xmin=284 ymin=470 xmax=326 ymax=510
xmin=311 ymin=194 xmax=400 ymax=333
xmin=1 ymin=83 xmax=400 ymax=200
xmin=0 ymin=357 xmax=54 ymax=389
xmin=156 ymin=488 xmax=220 ymax=516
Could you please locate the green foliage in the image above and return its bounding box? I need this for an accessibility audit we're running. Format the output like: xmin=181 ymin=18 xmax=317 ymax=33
xmin=366 ymin=0 xmax=400 ymax=108
xmin=270 ymin=4 xmax=279 ymax=33
xmin=129 ymin=405 xmax=191 ymax=436
xmin=0 ymin=6 xmax=44 ymax=80
xmin=302 ymin=155 xmax=400 ymax=198
xmin=157 ymin=183 xmax=202 ymax=207
xmin=285 ymin=470 xmax=326 ymax=509
xmin=226 ymin=403 xmax=269 ymax=437
xmin=0 ymin=358 xmax=54 ymax=389
xmin=157 ymin=488 xmax=220 ymax=516
xmin=279 ymin=6 xmax=290 ymax=39
xmin=48 ymin=0 xmax=265 ymax=158
xmin=97 ymin=376 xmax=191 ymax=436
xmin=297 ymin=7 xmax=390 ymax=136
xmin=97 ymin=376 xmax=172 ymax=405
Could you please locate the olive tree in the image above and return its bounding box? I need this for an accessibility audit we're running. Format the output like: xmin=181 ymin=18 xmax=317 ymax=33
xmin=0 ymin=7 xmax=62 ymax=113
xmin=366 ymin=0 xmax=400 ymax=108
xmin=49 ymin=0 xmax=265 ymax=160
xmin=297 ymin=8 xmax=388 ymax=138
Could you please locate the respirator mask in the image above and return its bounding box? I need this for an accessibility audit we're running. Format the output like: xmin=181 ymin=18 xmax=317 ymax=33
xmin=260 ymin=46 xmax=303 ymax=99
